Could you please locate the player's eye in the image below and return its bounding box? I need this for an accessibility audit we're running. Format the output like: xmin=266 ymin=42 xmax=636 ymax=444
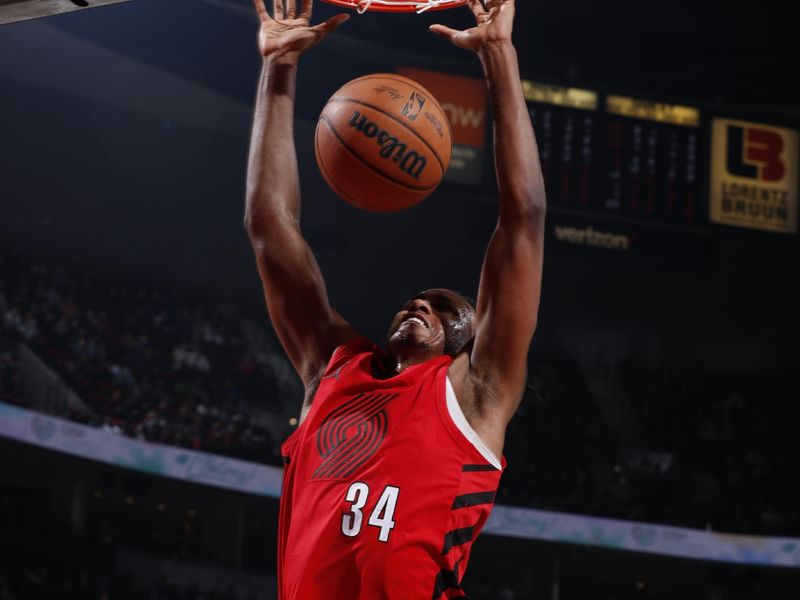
xmin=434 ymin=301 xmax=456 ymax=315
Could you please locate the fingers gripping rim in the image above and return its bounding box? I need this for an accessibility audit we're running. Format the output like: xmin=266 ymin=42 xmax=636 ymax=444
xmin=321 ymin=0 xmax=466 ymax=14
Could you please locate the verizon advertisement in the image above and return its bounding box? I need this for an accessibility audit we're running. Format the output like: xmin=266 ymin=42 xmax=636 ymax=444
xmin=547 ymin=213 xmax=714 ymax=271
xmin=398 ymin=67 xmax=487 ymax=186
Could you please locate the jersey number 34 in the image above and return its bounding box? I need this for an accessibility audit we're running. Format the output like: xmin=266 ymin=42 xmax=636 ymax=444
xmin=341 ymin=482 xmax=400 ymax=543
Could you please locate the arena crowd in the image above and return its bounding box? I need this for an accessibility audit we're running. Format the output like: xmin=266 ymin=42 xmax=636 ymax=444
xmin=1 ymin=252 xmax=796 ymax=537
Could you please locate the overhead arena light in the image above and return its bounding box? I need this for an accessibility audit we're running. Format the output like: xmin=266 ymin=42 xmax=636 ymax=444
xmin=0 ymin=0 xmax=132 ymax=25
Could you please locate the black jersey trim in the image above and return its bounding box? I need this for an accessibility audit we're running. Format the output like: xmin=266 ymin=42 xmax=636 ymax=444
xmin=441 ymin=526 xmax=475 ymax=555
xmin=451 ymin=490 xmax=496 ymax=510
xmin=462 ymin=463 xmax=499 ymax=472
xmin=432 ymin=558 xmax=462 ymax=599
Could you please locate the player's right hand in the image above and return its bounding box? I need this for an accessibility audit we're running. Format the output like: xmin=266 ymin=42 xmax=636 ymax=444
xmin=254 ymin=0 xmax=349 ymax=63
xmin=429 ymin=0 xmax=514 ymax=54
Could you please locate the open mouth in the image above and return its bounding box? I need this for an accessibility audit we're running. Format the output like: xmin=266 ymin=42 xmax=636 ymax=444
xmin=401 ymin=314 xmax=429 ymax=329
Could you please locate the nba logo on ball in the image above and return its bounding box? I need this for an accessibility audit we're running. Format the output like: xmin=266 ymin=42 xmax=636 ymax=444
xmin=401 ymin=92 xmax=426 ymax=122
xmin=315 ymin=74 xmax=452 ymax=213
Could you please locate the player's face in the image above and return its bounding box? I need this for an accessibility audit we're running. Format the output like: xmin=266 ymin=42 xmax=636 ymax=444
xmin=387 ymin=289 xmax=475 ymax=356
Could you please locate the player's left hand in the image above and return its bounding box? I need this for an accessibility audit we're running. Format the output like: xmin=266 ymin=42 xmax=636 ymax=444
xmin=429 ymin=0 xmax=514 ymax=53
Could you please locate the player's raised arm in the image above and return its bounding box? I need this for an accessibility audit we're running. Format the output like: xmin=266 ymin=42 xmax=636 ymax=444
xmin=245 ymin=0 xmax=357 ymax=391
xmin=431 ymin=0 xmax=545 ymax=423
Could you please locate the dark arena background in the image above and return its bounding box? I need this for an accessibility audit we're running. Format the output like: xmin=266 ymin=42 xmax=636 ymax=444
xmin=1 ymin=0 xmax=799 ymax=598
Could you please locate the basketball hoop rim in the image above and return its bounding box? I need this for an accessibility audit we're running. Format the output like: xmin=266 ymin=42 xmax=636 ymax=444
xmin=320 ymin=0 xmax=467 ymax=14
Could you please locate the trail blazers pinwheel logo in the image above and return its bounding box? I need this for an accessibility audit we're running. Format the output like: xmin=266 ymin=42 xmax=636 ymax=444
xmin=312 ymin=393 xmax=398 ymax=479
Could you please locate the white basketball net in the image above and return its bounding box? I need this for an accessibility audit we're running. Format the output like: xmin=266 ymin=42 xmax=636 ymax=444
xmin=355 ymin=0 xmax=463 ymax=14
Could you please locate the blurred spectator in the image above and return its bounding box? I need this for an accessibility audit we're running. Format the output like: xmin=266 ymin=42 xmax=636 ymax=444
xmin=0 ymin=344 xmax=20 ymax=406
xmin=0 ymin=253 xmax=281 ymax=463
xmin=618 ymin=356 xmax=798 ymax=535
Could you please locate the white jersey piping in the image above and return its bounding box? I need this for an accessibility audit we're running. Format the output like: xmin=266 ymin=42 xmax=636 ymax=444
xmin=445 ymin=377 xmax=502 ymax=470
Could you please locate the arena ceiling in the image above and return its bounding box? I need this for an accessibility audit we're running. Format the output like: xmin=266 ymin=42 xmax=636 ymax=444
xmin=2 ymin=0 xmax=798 ymax=113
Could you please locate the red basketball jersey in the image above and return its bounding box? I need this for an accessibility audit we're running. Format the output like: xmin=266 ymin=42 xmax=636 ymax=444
xmin=278 ymin=338 xmax=504 ymax=600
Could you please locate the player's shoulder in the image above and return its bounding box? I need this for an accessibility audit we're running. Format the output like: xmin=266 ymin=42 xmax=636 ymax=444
xmin=447 ymin=352 xmax=471 ymax=383
xmin=312 ymin=336 xmax=376 ymax=385
xmin=331 ymin=336 xmax=376 ymax=363
xmin=300 ymin=337 xmax=378 ymax=424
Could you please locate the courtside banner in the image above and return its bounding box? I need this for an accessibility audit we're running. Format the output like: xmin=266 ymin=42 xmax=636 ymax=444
xmin=3 ymin=401 xmax=800 ymax=567
xmin=710 ymin=118 xmax=798 ymax=233
xmin=486 ymin=506 xmax=800 ymax=568
xmin=0 ymin=401 xmax=283 ymax=497
xmin=398 ymin=67 xmax=487 ymax=185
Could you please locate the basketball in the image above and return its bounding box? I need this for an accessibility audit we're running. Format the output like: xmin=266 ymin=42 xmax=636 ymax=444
xmin=314 ymin=73 xmax=452 ymax=212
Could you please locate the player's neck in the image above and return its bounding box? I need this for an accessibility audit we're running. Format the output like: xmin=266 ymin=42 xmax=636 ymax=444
xmin=374 ymin=348 xmax=440 ymax=379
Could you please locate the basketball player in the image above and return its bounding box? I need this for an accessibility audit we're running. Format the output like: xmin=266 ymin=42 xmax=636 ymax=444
xmin=245 ymin=0 xmax=544 ymax=597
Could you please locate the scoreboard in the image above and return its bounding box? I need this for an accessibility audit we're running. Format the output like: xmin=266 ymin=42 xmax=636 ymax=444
xmin=522 ymin=81 xmax=704 ymax=228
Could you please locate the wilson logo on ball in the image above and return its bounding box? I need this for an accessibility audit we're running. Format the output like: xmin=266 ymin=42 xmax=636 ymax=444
xmin=348 ymin=111 xmax=428 ymax=180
